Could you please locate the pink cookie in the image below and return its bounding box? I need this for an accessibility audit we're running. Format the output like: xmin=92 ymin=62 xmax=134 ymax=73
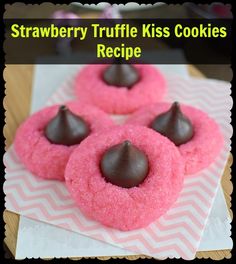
xmin=126 ymin=103 xmax=224 ymax=175
xmin=14 ymin=101 xmax=114 ymax=181
xmin=75 ymin=65 xmax=166 ymax=114
xmin=65 ymin=125 xmax=184 ymax=231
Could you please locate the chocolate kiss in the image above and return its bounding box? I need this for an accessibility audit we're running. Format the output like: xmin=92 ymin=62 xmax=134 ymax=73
xmin=150 ymin=102 xmax=194 ymax=146
xmin=103 ymin=63 xmax=140 ymax=88
xmin=44 ymin=105 xmax=90 ymax=146
xmin=100 ymin=140 xmax=149 ymax=188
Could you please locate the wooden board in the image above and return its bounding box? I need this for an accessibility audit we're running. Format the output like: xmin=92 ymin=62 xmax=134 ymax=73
xmin=4 ymin=64 xmax=232 ymax=260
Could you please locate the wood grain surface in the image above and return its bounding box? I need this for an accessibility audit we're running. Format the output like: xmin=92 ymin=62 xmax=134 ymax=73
xmin=3 ymin=64 xmax=232 ymax=260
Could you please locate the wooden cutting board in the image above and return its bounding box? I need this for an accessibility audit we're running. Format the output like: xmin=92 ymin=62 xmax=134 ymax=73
xmin=3 ymin=64 xmax=232 ymax=260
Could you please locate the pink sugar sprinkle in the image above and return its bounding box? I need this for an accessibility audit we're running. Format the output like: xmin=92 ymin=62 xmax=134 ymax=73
xmin=126 ymin=103 xmax=224 ymax=175
xmin=65 ymin=125 xmax=184 ymax=230
xmin=14 ymin=101 xmax=114 ymax=181
xmin=75 ymin=64 xmax=166 ymax=114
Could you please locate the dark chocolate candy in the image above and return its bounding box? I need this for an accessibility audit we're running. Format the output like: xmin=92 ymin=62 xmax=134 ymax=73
xmin=44 ymin=105 xmax=90 ymax=146
xmin=150 ymin=102 xmax=194 ymax=146
xmin=100 ymin=140 xmax=149 ymax=188
xmin=103 ymin=63 xmax=140 ymax=88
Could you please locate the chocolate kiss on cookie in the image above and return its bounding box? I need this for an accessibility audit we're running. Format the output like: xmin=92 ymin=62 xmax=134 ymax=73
xmin=150 ymin=102 xmax=194 ymax=146
xmin=100 ymin=140 xmax=149 ymax=188
xmin=103 ymin=59 xmax=140 ymax=88
xmin=44 ymin=105 xmax=90 ymax=146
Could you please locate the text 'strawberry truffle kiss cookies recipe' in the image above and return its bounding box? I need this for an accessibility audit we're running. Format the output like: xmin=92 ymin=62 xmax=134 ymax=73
xmin=14 ymin=102 xmax=114 ymax=181
xmin=65 ymin=125 xmax=184 ymax=231
xmin=126 ymin=102 xmax=224 ymax=175
xmin=75 ymin=62 xmax=166 ymax=114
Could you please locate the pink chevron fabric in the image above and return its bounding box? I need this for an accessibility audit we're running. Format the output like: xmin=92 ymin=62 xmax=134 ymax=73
xmin=4 ymin=73 xmax=232 ymax=260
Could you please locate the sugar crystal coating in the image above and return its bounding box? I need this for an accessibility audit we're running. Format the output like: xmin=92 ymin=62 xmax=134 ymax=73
xmin=65 ymin=125 xmax=184 ymax=230
xmin=126 ymin=103 xmax=224 ymax=174
xmin=75 ymin=64 xmax=166 ymax=114
xmin=14 ymin=101 xmax=114 ymax=181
